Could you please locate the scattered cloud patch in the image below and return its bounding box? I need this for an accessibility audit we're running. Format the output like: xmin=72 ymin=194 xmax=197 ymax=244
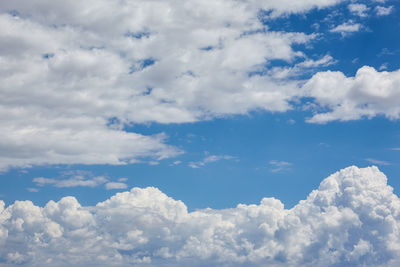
xmin=1 ymin=167 xmax=400 ymax=266
xmin=348 ymin=3 xmax=369 ymax=17
xmin=105 ymin=182 xmax=128 ymax=190
xmin=365 ymin=158 xmax=391 ymax=166
xmin=269 ymin=160 xmax=292 ymax=172
xmin=189 ymin=155 xmax=235 ymax=168
xmin=33 ymin=175 xmax=108 ymax=188
xmin=32 ymin=171 xmax=129 ymax=190
xmin=170 ymin=160 xmax=182 ymax=166
xmin=26 ymin=188 xmax=39 ymax=193
xmin=375 ymin=5 xmax=394 ymax=16
xmin=0 ymin=0 xmax=350 ymax=171
xmin=330 ymin=21 xmax=362 ymax=36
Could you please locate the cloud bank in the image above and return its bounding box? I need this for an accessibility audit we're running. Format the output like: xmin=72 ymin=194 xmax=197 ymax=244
xmin=1 ymin=0 xmax=399 ymax=170
xmin=1 ymin=166 xmax=400 ymax=266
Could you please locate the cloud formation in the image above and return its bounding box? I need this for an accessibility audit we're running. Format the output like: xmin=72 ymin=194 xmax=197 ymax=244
xmin=189 ymin=154 xmax=235 ymax=168
xmin=1 ymin=166 xmax=400 ymax=266
xmin=304 ymin=66 xmax=400 ymax=123
xmin=32 ymin=171 xmax=128 ymax=190
xmin=0 ymin=0 xmax=398 ymax=171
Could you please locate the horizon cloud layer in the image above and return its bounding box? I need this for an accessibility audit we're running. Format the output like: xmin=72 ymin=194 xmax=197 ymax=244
xmin=1 ymin=166 xmax=400 ymax=266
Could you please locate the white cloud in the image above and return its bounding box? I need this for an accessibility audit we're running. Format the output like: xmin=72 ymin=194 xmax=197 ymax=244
xmin=366 ymin=158 xmax=391 ymax=166
xmin=348 ymin=4 xmax=369 ymax=17
xmin=26 ymin=188 xmax=39 ymax=193
xmin=105 ymin=182 xmax=128 ymax=190
xmin=33 ymin=174 xmax=108 ymax=188
xmin=189 ymin=155 xmax=235 ymax=168
xmin=1 ymin=166 xmax=400 ymax=265
xmin=32 ymin=171 xmax=129 ymax=189
xmin=304 ymin=66 xmax=400 ymax=123
xmin=330 ymin=21 xmax=362 ymax=36
xmin=375 ymin=5 xmax=394 ymax=16
xmin=269 ymin=160 xmax=292 ymax=172
xmin=171 ymin=160 xmax=182 ymax=166
xmin=0 ymin=0 xmax=345 ymax=171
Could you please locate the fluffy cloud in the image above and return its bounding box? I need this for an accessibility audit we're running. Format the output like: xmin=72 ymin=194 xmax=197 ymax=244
xmin=0 ymin=0 xmax=348 ymax=171
xmin=1 ymin=166 xmax=400 ymax=266
xmin=330 ymin=21 xmax=362 ymax=36
xmin=304 ymin=66 xmax=400 ymax=123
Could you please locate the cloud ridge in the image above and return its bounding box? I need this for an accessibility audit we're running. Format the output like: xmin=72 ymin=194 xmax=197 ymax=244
xmin=1 ymin=166 xmax=400 ymax=266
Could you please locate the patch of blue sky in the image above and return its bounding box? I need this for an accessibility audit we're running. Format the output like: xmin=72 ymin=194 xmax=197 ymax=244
xmin=263 ymin=0 xmax=400 ymax=75
xmin=3 ymin=110 xmax=398 ymax=211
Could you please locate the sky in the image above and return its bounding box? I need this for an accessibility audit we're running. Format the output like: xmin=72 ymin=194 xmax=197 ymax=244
xmin=0 ymin=0 xmax=400 ymax=266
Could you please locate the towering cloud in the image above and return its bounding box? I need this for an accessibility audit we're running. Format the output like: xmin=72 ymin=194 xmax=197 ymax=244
xmin=1 ymin=166 xmax=400 ymax=266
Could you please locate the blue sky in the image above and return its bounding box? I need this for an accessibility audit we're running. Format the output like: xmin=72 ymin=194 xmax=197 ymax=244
xmin=1 ymin=0 xmax=400 ymax=266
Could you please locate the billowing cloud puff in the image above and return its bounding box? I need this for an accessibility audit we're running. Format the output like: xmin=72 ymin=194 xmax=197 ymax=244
xmin=1 ymin=166 xmax=400 ymax=266
xmin=1 ymin=0 xmax=398 ymax=170
xmin=305 ymin=66 xmax=400 ymax=123
xmin=0 ymin=0 xmax=347 ymax=171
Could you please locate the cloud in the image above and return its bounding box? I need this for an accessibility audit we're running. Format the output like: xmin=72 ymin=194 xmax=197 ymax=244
xmin=348 ymin=4 xmax=369 ymax=17
xmin=1 ymin=166 xmax=400 ymax=266
xmin=105 ymin=182 xmax=128 ymax=190
xmin=365 ymin=158 xmax=391 ymax=166
xmin=189 ymin=155 xmax=235 ymax=168
xmin=33 ymin=175 xmax=108 ymax=188
xmin=32 ymin=171 xmax=129 ymax=189
xmin=269 ymin=160 xmax=292 ymax=172
xmin=0 ymin=0 xmax=346 ymax=171
xmin=330 ymin=21 xmax=362 ymax=36
xmin=375 ymin=5 xmax=394 ymax=16
xmin=304 ymin=66 xmax=400 ymax=123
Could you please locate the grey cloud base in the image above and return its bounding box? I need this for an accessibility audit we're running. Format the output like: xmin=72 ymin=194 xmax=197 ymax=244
xmin=1 ymin=166 xmax=400 ymax=266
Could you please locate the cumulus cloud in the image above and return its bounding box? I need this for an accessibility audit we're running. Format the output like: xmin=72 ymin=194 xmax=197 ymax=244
xmin=1 ymin=166 xmax=400 ymax=266
xmin=304 ymin=66 xmax=400 ymax=123
xmin=0 ymin=0 xmax=347 ymax=171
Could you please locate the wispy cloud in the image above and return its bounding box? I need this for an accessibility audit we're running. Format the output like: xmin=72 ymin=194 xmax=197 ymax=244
xmin=26 ymin=188 xmax=39 ymax=192
xmin=269 ymin=160 xmax=292 ymax=173
xmin=170 ymin=160 xmax=182 ymax=166
xmin=189 ymin=155 xmax=236 ymax=169
xmin=33 ymin=175 xmax=108 ymax=188
xmin=365 ymin=158 xmax=391 ymax=166
xmin=32 ymin=171 xmax=128 ymax=190
xmin=105 ymin=182 xmax=128 ymax=190
xmin=330 ymin=21 xmax=362 ymax=36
